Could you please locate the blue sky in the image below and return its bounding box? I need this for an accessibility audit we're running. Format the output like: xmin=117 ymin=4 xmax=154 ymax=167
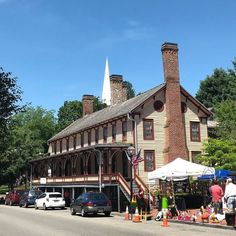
xmin=1 ymin=0 xmax=236 ymax=114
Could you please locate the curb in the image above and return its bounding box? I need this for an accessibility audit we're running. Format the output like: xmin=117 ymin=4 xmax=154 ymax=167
xmin=168 ymin=219 xmax=236 ymax=231
xmin=111 ymin=212 xmax=236 ymax=230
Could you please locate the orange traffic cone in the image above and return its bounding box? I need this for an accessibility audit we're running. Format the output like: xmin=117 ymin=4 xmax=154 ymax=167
xmin=124 ymin=206 xmax=129 ymax=220
xmin=161 ymin=210 xmax=169 ymax=227
xmin=133 ymin=207 xmax=141 ymax=223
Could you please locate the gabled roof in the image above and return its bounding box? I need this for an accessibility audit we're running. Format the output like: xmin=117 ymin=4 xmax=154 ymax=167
xmin=49 ymin=83 xmax=212 ymax=142
xmin=49 ymin=84 xmax=165 ymax=142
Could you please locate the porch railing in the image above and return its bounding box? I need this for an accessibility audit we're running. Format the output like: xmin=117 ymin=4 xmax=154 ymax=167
xmin=135 ymin=174 xmax=154 ymax=204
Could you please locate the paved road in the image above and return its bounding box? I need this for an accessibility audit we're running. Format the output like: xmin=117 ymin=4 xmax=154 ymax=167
xmin=0 ymin=205 xmax=235 ymax=236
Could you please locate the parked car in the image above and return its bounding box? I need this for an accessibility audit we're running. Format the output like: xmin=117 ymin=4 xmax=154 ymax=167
xmin=5 ymin=190 xmax=26 ymax=206
xmin=35 ymin=192 xmax=65 ymax=210
xmin=70 ymin=192 xmax=112 ymax=217
xmin=19 ymin=189 xmax=42 ymax=207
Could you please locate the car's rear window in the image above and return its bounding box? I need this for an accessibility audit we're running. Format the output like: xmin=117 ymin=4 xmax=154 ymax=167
xmin=30 ymin=190 xmax=42 ymax=196
xmin=49 ymin=194 xmax=62 ymax=198
xmin=90 ymin=194 xmax=107 ymax=201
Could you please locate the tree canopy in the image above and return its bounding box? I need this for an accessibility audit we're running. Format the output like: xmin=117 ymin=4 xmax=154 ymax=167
xmin=0 ymin=106 xmax=57 ymax=187
xmin=57 ymin=97 xmax=107 ymax=131
xmin=196 ymin=59 xmax=236 ymax=108
xmin=125 ymin=81 xmax=135 ymax=99
xmin=197 ymin=139 xmax=236 ymax=171
xmin=0 ymin=68 xmax=22 ymax=152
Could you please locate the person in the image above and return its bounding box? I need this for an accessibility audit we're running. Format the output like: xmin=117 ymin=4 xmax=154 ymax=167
xmin=209 ymin=179 xmax=223 ymax=214
xmin=137 ymin=185 xmax=145 ymax=212
xmin=157 ymin=190 xmax=163 ymax=212
xmin=166 ymin=190 xmax=178 ymax=217
xmin=224 ymin=178 xmax=236 ymax=212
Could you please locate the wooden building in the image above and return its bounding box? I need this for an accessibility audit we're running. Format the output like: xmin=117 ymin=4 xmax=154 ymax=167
xmin=30 ymin=42 xmax=212 ymax=211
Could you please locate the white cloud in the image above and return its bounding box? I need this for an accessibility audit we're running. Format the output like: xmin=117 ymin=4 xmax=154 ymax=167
xmin=93 ymin=19 xmax=154 ymax=48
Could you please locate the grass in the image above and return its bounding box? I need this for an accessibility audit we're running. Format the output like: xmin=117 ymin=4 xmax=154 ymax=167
xmin=0 ymin=185 xmax=9 ymax=194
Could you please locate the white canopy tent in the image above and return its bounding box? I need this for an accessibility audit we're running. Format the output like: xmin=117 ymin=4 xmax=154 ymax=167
xmin=148 ymin=157 xmax=215 ymax=181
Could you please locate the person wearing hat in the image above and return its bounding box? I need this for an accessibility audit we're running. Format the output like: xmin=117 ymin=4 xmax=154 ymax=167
xmin=224 ymin=178 xmax=236 ymax=212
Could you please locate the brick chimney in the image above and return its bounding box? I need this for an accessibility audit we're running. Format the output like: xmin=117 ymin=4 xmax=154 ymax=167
xmin=122 ymin=81 xmax=128 ymax=102
xmin=161 ymin=42 xmax=188 ymax=163
xmin=82 ymin=95 xmax=94 ymax=116
xmin=110 ymin=74 xmax=127 ymax=105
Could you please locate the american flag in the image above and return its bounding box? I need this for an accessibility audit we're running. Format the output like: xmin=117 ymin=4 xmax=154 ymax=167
xmin=132 ymin=149 xmax=144 ymax=166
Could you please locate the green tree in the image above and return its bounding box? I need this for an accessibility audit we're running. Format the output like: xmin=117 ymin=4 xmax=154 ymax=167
xmin=196 ymin=60 xmax=236 ymax=108
xmin=0 ymin=106 xmax=57 ymax=187
xmin=57 ymin=97 xmax=107 ymax=131
xmin=57 ymin=100 xmax=83 ymax=131
xmin=214 ymin=100 xmax=236 ymax=140
xmin=125 ymin=81 xmax=135 ymax=99
xmin=197 ymin=139 xmax=236 ymax=171
xmin=93 ymin=96 xmax=107 ymax=111
xmin=0 ymin=68 xmax=22 ymax=152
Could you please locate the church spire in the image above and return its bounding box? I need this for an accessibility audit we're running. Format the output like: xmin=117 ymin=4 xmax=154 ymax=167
xmin=102 ymin=57 xmax=111 ymax=105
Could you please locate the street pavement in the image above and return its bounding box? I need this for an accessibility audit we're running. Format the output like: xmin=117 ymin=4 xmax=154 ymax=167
xmin=0 ymin=205 xmax=235 ymax=236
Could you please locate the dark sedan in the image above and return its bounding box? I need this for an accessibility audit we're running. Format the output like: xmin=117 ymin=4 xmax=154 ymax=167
xmin=70 ymin=192 xmax=112 ymax=217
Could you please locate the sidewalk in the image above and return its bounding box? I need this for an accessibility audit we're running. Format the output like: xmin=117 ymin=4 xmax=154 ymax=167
xmin=111 ymin=210 xmax=236 ymax=231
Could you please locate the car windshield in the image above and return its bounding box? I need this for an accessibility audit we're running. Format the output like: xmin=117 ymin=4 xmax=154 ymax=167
xmin=49 ymin=194 xmax=62 ymax=198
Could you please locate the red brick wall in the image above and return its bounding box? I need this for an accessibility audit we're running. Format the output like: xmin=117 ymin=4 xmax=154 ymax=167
xmin=161 ymin=43 xmax=189 ymax=163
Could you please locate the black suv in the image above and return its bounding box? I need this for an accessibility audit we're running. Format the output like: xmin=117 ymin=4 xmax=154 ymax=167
xmin=70 ymin=192 xmax=112 ymax=217
xmin=19 ymin=189 xmax=42 ymax=207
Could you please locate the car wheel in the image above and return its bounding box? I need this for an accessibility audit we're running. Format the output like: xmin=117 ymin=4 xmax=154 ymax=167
xmin=105 ymin=212 xmax=111 ymax=217
xmin=81 ymin=208 xmax=86 ymax=217
xmin=43 ymin=203 xmax=47 ymax=211
xmin=34 ymin=204 xmax=38 ymax=210
xmin=23 ymin=202 xmax=28 ymax=208
xmin=70 ymin=207 xmax=76 ymax=215
xmin=19 ymin=203 xmax=22 ymax=207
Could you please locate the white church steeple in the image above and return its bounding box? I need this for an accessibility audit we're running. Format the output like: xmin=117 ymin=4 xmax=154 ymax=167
xmin=102 ymin=57 xmax=111 ymax=105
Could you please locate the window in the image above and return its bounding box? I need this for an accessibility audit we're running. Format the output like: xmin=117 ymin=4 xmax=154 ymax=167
xmin=60 ymin=140 xmax=62 ymax=153
xmin=112 ymin=124 xmax=116 ymax=143
xmin=143 ymin=119 xmax=154 ymax=140
xmin=88 ymin=131 xmax=91 ymax=146
xmin=66 ymin=138 xmax=69 ymax=151
xmin=153 ymin=100 xmax=164 ymax=112
xmin=53 ymin=141 xmax=57 ymax=154
xmin=144 ymin=150 xmax=155 ymax=171
xmin=73 ymin=135 xmax=76 ymax=150
xmin=122 ymin=121 xmax=127 ymax=141
xmin=190 ymin=122 xmax=200 ymax=142
xmin=81 ymin=133 xmax=84 ymax=147
xmin=103 ymin=126 xmax=108 ymax=143
xmin=95 ymin=129 xmax=99 ymax=144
